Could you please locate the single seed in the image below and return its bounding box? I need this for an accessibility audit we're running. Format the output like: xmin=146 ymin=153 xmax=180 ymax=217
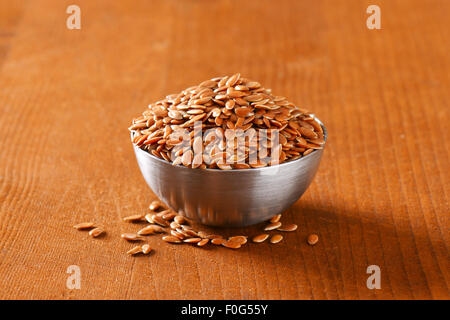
xmin=264 ymin=222 xmax=282 ymax=231
xmin=152 ymin=215 xmax=170 ymax=227
xmin=270 ymin=234 xmax=283 ymax=244
xmin=171 ymin=230 xmax=185 ymax=239
xmin=144 ymin=213 xmax=154 ymax=224
xmin=170 ymin=221 xmax=181 ymax=229
xmin=174 ymin=215 xmax=185 ymax=224
xmin=162 ymin=235 xmax=182 ymax=243
xmin=149 ymin=200 xmax=162 ymax=211
xmin=127 ymin=246 xmax=142 ymax=255
xmin=122 ymin=214 xmax=144 ymax=222
xmin=278 ymin=224 xmax=298 ymax=232
xmin=223 ymin=241 xmax=241 ymax=249
xmin=150 ymin=225 xmax=166 ymax=233
xmin=121 ymin=233 xmax=144 ymax=241
xmin=162 ymin=212 xmax=177 ymax=221
xmin=197 ymin=231 xmax=208 ymax=238
xmin=228 ymin=236 xmax=248 ymax=245
xmin=183 ymin=237 xmax=202 ymax=243
xmin=89 ymin=227 xmax=104 ymax=238
xmin=269 ymin=214 xmax=282 ymax=223
xmin=137 ymin=225 xmax=158 ymax=235
xmin=211 ymin=238 xmax=227 ymax=245
xmin=206 ymin=234 xmax=223 ymax=240
xmin=252 ymin=234 xmax=269 ymax=243
xmin=73 ymin=222 xmax=95 ymax=230
xmin=183 ymin=229 xmax=199 ymax=237
xmin=157 ymin=209 xmax=172 ymax=217
xmin=141 ymin=244 xmax=152 ymax=254
xmin=307 ymin=234 xmax=319 ymax=246
xmin=197 ymin=239 xmax=209 ymax=247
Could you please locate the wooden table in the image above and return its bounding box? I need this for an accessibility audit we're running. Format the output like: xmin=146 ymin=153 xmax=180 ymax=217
xmin=0 ymin=0 xmax=448 ymax=300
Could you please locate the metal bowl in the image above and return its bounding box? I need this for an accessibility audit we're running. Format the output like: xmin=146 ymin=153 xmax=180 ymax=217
xmin=133 ymin=120 xmax=327 ymax=227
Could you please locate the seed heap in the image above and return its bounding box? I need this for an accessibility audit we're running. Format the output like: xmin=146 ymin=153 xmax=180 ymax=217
xmin=129 ymin=74 xmax=325 ymax=169
xmin=74 ymin=200 xmax=319 ymax=254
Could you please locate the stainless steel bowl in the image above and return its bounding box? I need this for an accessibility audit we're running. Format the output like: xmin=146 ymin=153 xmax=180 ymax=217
xmin=133 ymin=120 xmax=327 ymax=227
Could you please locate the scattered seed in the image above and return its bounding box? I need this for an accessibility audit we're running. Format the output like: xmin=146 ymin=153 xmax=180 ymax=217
xmin=137 ymin=225 xmax=159 ymax=235
xmin=162 ymin=235 xmax=182 ymax=243
xmin=89 ymin=227 xmax=104 ymax=238
xmin=73 ymin=222 xmax=95 ymax=230
xmin=223 ymin=241 xmax=241 ymax=249
xmin=264 ymin=222 xmax=282 ymax=231
xmin=269 ymin=214 xmax=282 ymax=223
xmin=278 ymin=224 xmax=298 ymax=232
xmin=270 ymin=234 xmax=283 ymax=244
xmin=197 ymin=239 xmax=209 ymax=247
xmin=121 ymin=233 xmax=144 ymax=241
xmin=211 ymin=238 xmax=227 ymax=245
xmin=252 ymin=234 xmax=269 ymax=243
xmin=197 ymin=231 xmax=208 ymax=238
xmin=141 ymin=244 xmax=152 ymax=254
xmin=206 ymin=234 xmax=223 ymax=240
xmin=122 ymin=214 xmax=144 ymax=222
xmin=307 ymin=234 xmax=319 ymax=246
xmin=183 ymin=238 xmax=202 ymax=244
xmin=127 ymin=246 xmax=142 ymax=255
xmin=228 ymin=236 xmax=247 ymax=245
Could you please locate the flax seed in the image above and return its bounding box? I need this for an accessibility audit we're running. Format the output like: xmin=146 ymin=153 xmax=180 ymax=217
xmin=223 ymin=241 xmax=241 ymax=249
xmin=211 ymin=238 xmax=227 ymax=245
xmin=89 ymin=227 xmax=104 ymax=238
xmin=228 ymin=236 xmax=247 ymax=245
xmin=174 ymin=215 xmax=185 ymax=224
xmin=162 ymin=235 xmax=182 ymax=243
xmin=206 ymin=234 xmax=223 ymax=240
xmin=130 ymin=74 xmax=325 ymax=170
xmin=197 ymin=239 xmax=209 ymax=247
xmin=145 ymin=213 xmax=154 ymax=224
xmin=122 ymin=214 xmax=145 ymax=222
xmin=121 ymin=233 xmax=144 ymax=241
xmin=127 ymin=246 xmax=142 ymax=255
xmin=137 ymin=225 xmax=159 ymax=235
xmin=152 ymin=215 xmax=170 ymax=227
xmin=278 ymin=224 xmax=298 ymax=232
xmin=170 ymin=221 xmax=181 ymax=229
xmin=307 ymin=234 xmax=319 ymax=246
xmin=141 ymin=244 xmax=152 ymax=254
xmin=264 ymin=222 xmax=282 ymax=231
xmin=270 ymin=234 xmax=283 ymax=244
xmin=73 ymin=222 xmax=95 ymax=230
xmin=269 ymin=214 xmax=282 ymax=223
xmin=183 ymin=238 xmax=202 ymax=244
xmin=252 ymin=234 xmax=269 ymax=243
xmin=162 ymin=212 xmax=176 ymax=221
xmin=149 ymin=201 xmax=162 ymax=211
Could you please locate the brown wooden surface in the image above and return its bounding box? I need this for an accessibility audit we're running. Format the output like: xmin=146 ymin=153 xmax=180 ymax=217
xmin=0 ymin=0 xmax=448 ymax=300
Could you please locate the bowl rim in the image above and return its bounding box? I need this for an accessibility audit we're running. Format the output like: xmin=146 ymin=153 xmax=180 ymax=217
xmin=132 ymin=116 xmax=327 ymax=173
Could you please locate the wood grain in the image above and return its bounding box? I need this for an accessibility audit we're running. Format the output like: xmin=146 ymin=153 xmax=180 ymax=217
xmin=0 ymin=0 xmax=448 ymax=299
